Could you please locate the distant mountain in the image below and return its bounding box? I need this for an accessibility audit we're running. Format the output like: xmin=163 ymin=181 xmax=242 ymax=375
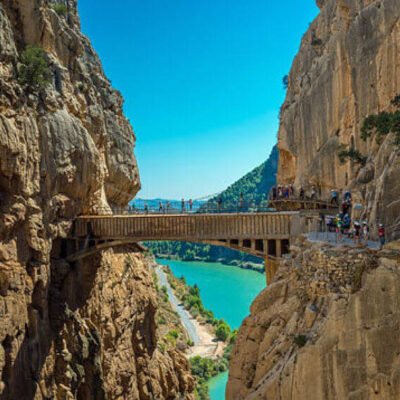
xmin=130 ymin=198 xmax=206 ymax=212
xmin=203 ymin=145 xmax=278 ymax=210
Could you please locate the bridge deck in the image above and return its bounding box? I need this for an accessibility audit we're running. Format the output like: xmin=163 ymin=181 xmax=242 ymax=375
xmin=73 ymin=212 xmax=299 ymax=242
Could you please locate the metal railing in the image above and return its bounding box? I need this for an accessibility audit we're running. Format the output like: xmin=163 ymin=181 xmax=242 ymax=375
xmin=90 ymin=204 xmax=277 ymax=216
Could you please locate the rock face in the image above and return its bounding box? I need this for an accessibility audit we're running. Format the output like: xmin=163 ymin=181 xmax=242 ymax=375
xmin=277 ymin=0 xmax=400 ymax=239
xmin=227 ymin=239 xmax=400 ymax=399
xmin=0 ymin=1 xmax=194 ymax=399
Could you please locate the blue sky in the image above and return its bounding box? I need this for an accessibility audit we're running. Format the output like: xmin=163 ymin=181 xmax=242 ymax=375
xmin=78 ymin=0 xmax=319 ymax=199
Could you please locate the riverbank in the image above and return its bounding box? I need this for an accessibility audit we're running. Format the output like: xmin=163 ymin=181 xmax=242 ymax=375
xmin=145 ymin=240 xmax=265 ymax=273
xmin=154 ymin=265 xmax=224 ymax=359
xmin=155 ymin=252 xmax=265 ymax=273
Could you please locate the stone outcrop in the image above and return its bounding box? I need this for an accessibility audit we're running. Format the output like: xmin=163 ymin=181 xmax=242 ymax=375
xmin=277 ymin=0 xmax=400 ymax=239
xmin=0 ymin=1 xmax=194 ymax=399
xmin=227 ymin=239 xmax=400 ymax=399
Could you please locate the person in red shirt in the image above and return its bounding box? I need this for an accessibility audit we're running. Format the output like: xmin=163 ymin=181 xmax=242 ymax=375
xmin=378 ymin=224 xmax=385 ymax=249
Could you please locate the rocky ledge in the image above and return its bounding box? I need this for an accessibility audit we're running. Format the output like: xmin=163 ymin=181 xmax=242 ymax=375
xmin=227 ymin=238 xmax=400 ymax=399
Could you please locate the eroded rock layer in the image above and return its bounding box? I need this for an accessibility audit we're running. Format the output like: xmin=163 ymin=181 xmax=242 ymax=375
xmin=277 ymin=0 xmax=400 ymax=239
xmin=0 ymin=1 xmax=194 ymax=399
xmin=227 ymin=239 xmax=400 ymax=400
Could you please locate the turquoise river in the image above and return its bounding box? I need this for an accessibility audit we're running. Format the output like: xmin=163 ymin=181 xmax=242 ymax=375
xmin=156 ymin=259 xmax=266 ymax=399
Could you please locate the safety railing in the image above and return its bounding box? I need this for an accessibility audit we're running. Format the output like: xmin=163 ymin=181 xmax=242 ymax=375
xmin=86 ymin=205 xmax=278 ymax=216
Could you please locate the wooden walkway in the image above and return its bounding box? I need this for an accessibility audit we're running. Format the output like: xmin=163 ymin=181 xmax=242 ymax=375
xmin=69 ymin=211 xmax=306 ymax=284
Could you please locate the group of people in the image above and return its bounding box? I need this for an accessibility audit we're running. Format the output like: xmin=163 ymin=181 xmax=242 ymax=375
xmin=326 ymin=215 xmax=386 ymax=248
xmin=270 ymin=184 xmax=319 ymax=201
xmin=323 ymin=190 xmax=386 ymax=248
xmin=270 ymin=184 xmax=296 ymax=200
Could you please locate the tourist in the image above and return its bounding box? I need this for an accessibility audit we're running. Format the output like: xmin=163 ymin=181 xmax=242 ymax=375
xmin=289 ymin=184 xmax=295 ymax=197
xmin=159 ymin=201 xmax=163 ymax=213
xmin=344 ymin=190 xmax=352 ymax=202
xmin=342 ymin=200 xmax=349 ymax=215
xmin=330 ymin=189 xmax=338 ymax=205
xmin=299 ymin=187 xmax=305 ymax=200
xmin=378 ymin=224 xmax=386 ymax=249
xmin=239 ymin=192 xmax=244 ymax=210
xmin=353 ymin=221 xmax=361 ymax=245
xmin=181 ymin=198 xmax=185 ymax=213
xmin=278 ymin=186 xmax=283 ymax=198
xmin=284 ymin=186 xmax=290 ymax=198
xmin=144 ymin=203 xmax=149 ymax=214
xmin=342 ymin=213 xmax=351 ymax=234
xmin=189 ymin=198 xmax=193 ymax=212
xmin=271 ymin=186 xmax=277 ymax=201
xmin=362 ymin=221 xmax=369 ymax=243
xmin=166 ymin=201 xmax=171 ymax=213
xmin=311 ymin=186 xmax=317 ymax=200
xmin=217 ymin=196 xmax=223 ymax=211
xmin=336 ymin=216 xmax=343 ymax=242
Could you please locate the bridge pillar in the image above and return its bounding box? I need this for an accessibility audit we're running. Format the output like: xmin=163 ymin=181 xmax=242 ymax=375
xmin=264 ymin=256 xmax=280 ymax=286
xmin=276 ymin=240 xmax=282 ymax=258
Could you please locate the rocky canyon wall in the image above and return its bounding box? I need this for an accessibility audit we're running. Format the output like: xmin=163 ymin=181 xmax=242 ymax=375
xmin=227 ymin=239 xmax=400 ymax=399
xmin=278 ymin=0 xmax=400 ymax=239
xmin=0 ymin=1 xmax=194 ymax=398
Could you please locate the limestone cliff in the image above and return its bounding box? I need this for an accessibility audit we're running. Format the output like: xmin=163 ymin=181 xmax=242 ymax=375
xmin=227 ymin=239 xmax=400 ymax=399
xmin=0 ymin=1 xmax=194 ymax=399
xmin=277 ymin=0 xmax=400 ymax=239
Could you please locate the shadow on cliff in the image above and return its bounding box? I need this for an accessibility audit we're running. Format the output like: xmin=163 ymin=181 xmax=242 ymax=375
xmin=1 ymin=239 xmax=105 ymax=400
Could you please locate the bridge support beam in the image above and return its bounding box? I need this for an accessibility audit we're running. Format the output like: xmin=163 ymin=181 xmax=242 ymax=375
xmin=276 ymin=240 xmax=282 ymax=258
xmin=264 ymin=256 xmax=280 ymax=286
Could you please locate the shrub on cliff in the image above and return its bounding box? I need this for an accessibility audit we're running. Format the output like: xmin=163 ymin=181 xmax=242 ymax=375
xmin=338 ymin=146 xmax=367 ymax=166
xmin=360 ymin=96 xmax=400 ymax=149
xmin=18 ymin=45 xmax=51 ymax=90
xmin=51 ymin=3 xmax=68 ymax=16
xmin=216 ymin=320 xmax=231 ymax=341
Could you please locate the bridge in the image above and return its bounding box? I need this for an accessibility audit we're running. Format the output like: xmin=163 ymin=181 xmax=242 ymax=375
xmin=68 ymin=211 xmax=310 ymax=284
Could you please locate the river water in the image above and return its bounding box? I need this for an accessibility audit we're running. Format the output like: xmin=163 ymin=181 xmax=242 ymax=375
xmin=156 ymin=259 xmax=266 ymax=399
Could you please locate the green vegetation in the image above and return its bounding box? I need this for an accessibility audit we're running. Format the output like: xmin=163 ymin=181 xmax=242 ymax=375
xmin=202 ymin=145 xmax=278 ymax=211
xmin=294 ymin=334 xmax=308 ymax=348
xmin=337 ymin=146 xmax=367 ymax=166
xmin=215 ymin=321 xmax=230 ymax=341
xmin=51 ymin=3 xmax=68 ymax=15
xmin=151 ymin=271 xmax=188 ymax=353
xmin=190 ymin=330 xmax=237 ymax=400
xmin=360 ymin=96 xmax=400 ymax=148
xmin=18 ymin=45 xmax=51 ymax=90
xmin=146 ymin=241 xmax=264 ymax=272
xmin=311 ymin=31 xmax=323 ymax=46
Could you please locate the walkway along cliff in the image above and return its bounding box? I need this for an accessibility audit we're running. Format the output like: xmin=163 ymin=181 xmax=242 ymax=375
xmin=0 ymin=1 xmax=194 ymax=399
xmin=227 ymin=0 xmax=400 ymax=399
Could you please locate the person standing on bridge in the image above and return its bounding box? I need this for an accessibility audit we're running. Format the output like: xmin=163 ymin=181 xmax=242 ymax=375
xmin=181 ymin=198 xmax=185 ymax=213
xmin=310 ymin=186 xmax=317 ymax=200
xmin=300 ymin=187 xmax=305 ymax=200
xmin=330 ymin=189 xmax=339 ymax=205
xmin=166 ymin=201 xmax=171 ymax=213
xmin=217 ymin=196 xmax=223 ymax=211
xmin=271 ymin=186 xmax=277 ymax=201
xmin=159 ymin=201 xmax=164 ymax=213
xmin=362 ymin=221 xmax=369 ymax=244
xmin=378 ymin=224 xmax=385 ymax=249
xmin=239 ymin=192 xmax=244 ymax=210
xmin=353 ymin=221 xmax=361 ymax=245
xmin=144 ymin=203 xmax=149 ymax=214
xmin=189 ymin=199 xmax=193 ymax=212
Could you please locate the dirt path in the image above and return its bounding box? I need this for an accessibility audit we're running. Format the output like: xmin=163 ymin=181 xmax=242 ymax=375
xmin=155 ymin=266 xmax=223 ymax=359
